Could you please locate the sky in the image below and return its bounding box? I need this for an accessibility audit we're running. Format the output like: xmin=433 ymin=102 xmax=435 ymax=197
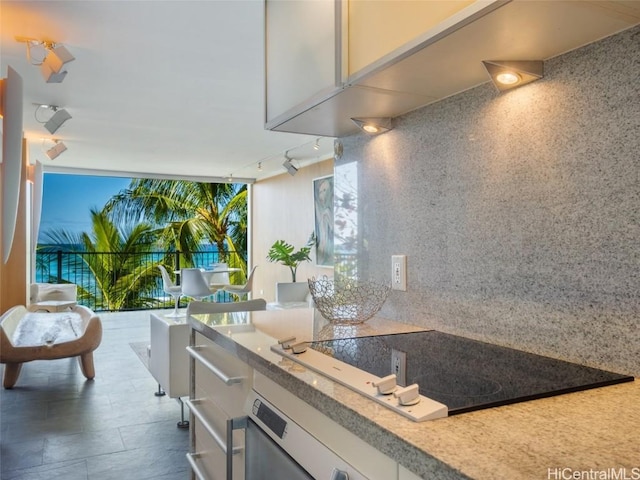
xmin=39 ymin=174 xmax=132 ymax=242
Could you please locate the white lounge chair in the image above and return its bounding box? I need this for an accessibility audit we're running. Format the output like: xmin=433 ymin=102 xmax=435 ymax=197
xmin=0 ymin=305 xmax=102 ymax=388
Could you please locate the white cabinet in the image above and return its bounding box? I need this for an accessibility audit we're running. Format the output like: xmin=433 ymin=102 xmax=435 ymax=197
xmin=265 ymin=0 xmax=342 ymax=126
xmin=149 ymin=313 xmax=189 ymax=398
xmin=187 ymin=332 xmax=253 ymax=480
xmin=264 ymin=0 xmax=481 ymax=137
xmin=265 ymin=0 xmax=637 ymax=137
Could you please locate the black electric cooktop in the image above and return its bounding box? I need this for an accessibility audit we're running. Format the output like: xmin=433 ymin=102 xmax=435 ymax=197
xmin=309 ymin=331 xmax=634 ymax=415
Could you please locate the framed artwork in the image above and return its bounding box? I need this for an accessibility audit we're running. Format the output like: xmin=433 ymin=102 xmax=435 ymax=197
xmin=313 ymin=175 xmax=334 ymax=267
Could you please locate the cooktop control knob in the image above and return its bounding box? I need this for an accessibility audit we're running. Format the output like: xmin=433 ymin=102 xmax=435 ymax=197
xmin=277 ymin=336 xmax=296 ymax=349
xmin=291 ymin=342 xmax=308 ymax=354
xmin=393 ymin=384 xmax=421 ymax=406
xmin=372 ymin=374 xmax=397 ymax=395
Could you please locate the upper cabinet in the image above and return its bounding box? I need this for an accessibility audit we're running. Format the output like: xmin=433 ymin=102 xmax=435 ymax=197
xmin=347 ymin=0 xmax=475 ymax=75
xmin=265 ymin=0 xmax=640 ymax=138
xmin=265 ymin=0 xmax=344 ymax=125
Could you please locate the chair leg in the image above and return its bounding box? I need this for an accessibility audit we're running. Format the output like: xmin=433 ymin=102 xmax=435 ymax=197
xmin=173 ymin=296 xmax=180 ymax=316
xmin=79 ymin=353 xmax=96 ymax=379
xmin=165 ymin=294 xmax=185 ymax=318
xmin=3 ymin=363 xmax=22 ymax=389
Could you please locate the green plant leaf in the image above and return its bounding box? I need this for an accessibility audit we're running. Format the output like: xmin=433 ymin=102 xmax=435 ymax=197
xmin=267 ymin=239 xmax=312 ymax=282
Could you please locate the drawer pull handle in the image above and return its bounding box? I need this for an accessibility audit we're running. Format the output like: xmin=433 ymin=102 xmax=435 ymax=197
xmin=187 ymin=345 xmax=244 ymax=385
xmin=186 ymin=452 xmax=206 ymax=480
xmin=185 ymin=398 xmax=243 ymax=455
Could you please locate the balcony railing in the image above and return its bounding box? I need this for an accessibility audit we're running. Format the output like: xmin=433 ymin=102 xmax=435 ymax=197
xmin=35 ymin=249 xmax=244 ymax=312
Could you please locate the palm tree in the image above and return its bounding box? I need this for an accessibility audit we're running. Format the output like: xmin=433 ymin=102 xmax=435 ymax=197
xmin=104 ymin=179 xmax=248 ymax=275
xmin=43 ymin=208 xmax=162 ymax=311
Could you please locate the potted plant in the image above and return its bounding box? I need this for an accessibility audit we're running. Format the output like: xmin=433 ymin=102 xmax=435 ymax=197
xmin=267 ymin=237 xmax=313 ymax=282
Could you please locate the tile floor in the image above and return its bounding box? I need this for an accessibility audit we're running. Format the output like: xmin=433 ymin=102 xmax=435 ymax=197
xmin=0 ymin=309 xmax=190 ymax=479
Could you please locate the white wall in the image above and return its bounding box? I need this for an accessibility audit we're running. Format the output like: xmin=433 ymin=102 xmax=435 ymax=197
xmin=252 ymin=159 xmax=334 ymax=302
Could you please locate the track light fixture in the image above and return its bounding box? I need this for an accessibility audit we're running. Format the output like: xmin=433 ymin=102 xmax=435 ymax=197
xmin=44 ymin=139 xmax=67 ymax=160
xmin=16 ymin=37 xmax=75 ymax=83
xmin=482 ymin=60 xmax=544 ymax=92
xmin=282 ymin=152 xmax=298 ymax=176
xmin=351 ymin=117 xmax=393 ymax=135
xmin=313 ymin=138 xmax=321 ymax=150
xmin=41 ymin=45 xmax=75 ymax=83
xmin=34 ymin=104 xmax=72 ymax=134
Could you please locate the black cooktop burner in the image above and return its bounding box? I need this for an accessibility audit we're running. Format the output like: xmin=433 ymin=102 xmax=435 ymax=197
xmin=309 ymin=331 xmax=633 ymax=415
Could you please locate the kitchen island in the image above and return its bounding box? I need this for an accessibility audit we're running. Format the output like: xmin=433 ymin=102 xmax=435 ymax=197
xmin=189 ymin=308 xmax=638 ymax=480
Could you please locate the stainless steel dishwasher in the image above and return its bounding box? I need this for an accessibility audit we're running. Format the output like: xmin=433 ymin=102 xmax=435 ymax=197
xmin=245 ymin=390 xmax=367 ymax=480
xmin=189 ymin=389 xmax=368 ymax=480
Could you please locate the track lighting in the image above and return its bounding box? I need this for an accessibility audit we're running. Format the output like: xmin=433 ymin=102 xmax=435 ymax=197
xmin=45 ymin=140 xmax=67 ymax=160
xmin=45 ymin=109 xmax=72 ymax=134
xmin=482 ymin=60 xmax=544 ymax=92
xmin=35 ymin=104 xmax=72 ymax=134
xmin=282 ymin=153 xmax=298 ymax=176
xmin=16 ymin=37 xmax=75 ymax=84
xmin=313 ymin=138 xmax=320 ymax=150
xmin=351 ymin=117 xmax=393 ymax=135
xmin=41 ymin=45 xmax=75 ymax=83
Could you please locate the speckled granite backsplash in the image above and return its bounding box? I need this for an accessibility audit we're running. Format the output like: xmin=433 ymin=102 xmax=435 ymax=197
xmin=335 ymin=26 xmax=639 ymax=376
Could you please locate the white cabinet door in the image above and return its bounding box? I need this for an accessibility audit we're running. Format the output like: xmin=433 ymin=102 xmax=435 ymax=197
xmin=265 ymin=0 xmax=343 ymax=125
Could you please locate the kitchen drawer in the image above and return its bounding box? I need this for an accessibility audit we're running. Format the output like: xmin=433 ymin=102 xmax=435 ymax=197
xmin=193 ymin=332 xmax=252 ymax=378
xmin=191 ymin=333 xmax=252 ymax=417
xmin=188 ymin=396 xmax=246 ymax=449
xmin=190 ymin=418 xmax=244 ymax=480
xmin=194 ymin=374 xmax=249 ymax=419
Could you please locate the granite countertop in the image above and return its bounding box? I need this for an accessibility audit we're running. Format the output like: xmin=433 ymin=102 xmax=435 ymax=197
xmin=189 ymin=308 xmax=639 ymax=480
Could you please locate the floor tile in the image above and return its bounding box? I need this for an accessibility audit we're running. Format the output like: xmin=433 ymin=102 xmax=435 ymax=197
xmin=3 ymin=413 xmax=84 ymax=444
xmin=118 ymin=419 xmax=190 ymax=450
xmin=0 ymin=439 xmax=45 ymax=472
xmin=86 ymin=445 xmax=188 ymax=480
xmin=1 ymin=459 xmax=88 ymax=480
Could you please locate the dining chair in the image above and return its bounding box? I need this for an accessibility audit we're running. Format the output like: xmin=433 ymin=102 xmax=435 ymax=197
xmin=208 ymin=262 xmax=231 ymax=288
xmin=223 ymin=266 xmax=257 ymax=299
xmin=180 ymin=268 xmax=217 ymax=301
xmin=158 ymin=265 xmax=185 ymax=318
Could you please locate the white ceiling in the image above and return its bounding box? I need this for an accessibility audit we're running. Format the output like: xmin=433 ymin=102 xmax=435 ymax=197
xmin=1 ymin=0 xmax=334 ymax=182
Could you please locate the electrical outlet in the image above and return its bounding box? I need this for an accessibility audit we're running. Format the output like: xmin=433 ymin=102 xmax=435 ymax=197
xmin=391 ymin=255 xmax=407 ymax=291
xmin=391 ymin=349 xmax=407 ymax=386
